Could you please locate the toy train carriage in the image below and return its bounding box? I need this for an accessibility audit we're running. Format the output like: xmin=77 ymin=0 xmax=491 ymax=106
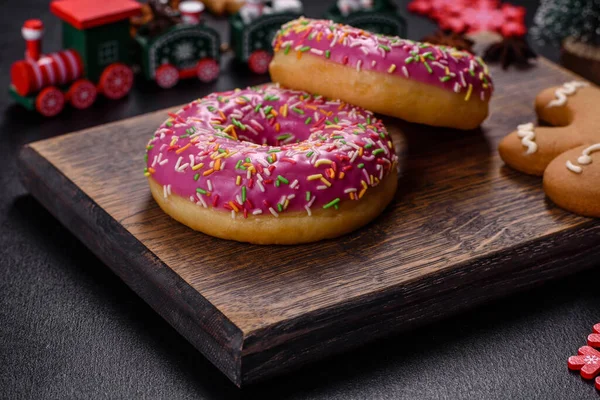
xmin=9 ymin=0 xmax=142 ymax=117
xmin=324 ymin=2 xmax=406 ymax=37
xmin=135 ymin=23 xmax=221 ymax=89
xmin=230 ymin=11 xmax=301 ymax=74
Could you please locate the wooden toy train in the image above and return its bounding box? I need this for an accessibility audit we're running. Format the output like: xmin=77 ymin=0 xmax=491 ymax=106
xmin=9 ymin=0 xmax=405 ymax=117
xmin=9 ymin=0 xmax=302 ymax=116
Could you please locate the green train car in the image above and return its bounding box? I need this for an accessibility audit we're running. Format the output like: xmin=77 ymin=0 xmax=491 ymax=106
xmin=135 ymin=23 xmax=221 ymax=89
xmin=229 ymin=11 xmax=301 ymax=74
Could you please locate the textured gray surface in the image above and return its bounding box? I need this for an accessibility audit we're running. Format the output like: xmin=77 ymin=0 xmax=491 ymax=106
xmin=2 ymin=0 xmax=599 ymax=399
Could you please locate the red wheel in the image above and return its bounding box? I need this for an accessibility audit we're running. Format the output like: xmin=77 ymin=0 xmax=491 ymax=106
xmin=68 ymin=79 xmax=97 ymax=109
xmin=155 ymin=64 xmax=180 ymax=89
xmin=99 ymin=63 xmax=134 ymax=100
xmin=196 ymin=58 xmax=220 ymax=83
xmin=35 ymin=87 xmax=65 ymax=117
xmin=248 ymin=50 xmax=272 ymax=75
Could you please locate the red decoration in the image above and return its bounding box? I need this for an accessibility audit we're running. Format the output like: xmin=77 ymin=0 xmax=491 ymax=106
xmin=248 ymin=50 xmax=272 ymax=75
xmin=588 ymin=323 xmax=600 ymax=347
xmin=501 ymin=21 xmax=527 ymax=38
xmin=408 ymin=0 xmax=469 ymax=18
xmin=98 ymin=63 xmax=134 ymax=100
xmin=568 ymin=346 xmax=600 ymax=378
xmin=196 ymin=58 xmax=220 ymax=83
xmin=407 ymin=0 xmax=527 ymax=38
xmin=67 ymin=79 xmax=97 ymax=109
xmin=460 ymin=6 xmax=503 ymax=34
xmin=11 ymin=21 xmax=83 ymax=97
xmin=50 ymin=0 xmax=142 ymax=30
xmin=23 ymin=19 xmax=44 ymax=61
xmin=500 ymin=3 xmax=526 ymax=20
xmin=156 ymin=64 xmax=180 ymax=89
xmin=567 ymin=323 xmax=600 ymax=392
xmin=35 ymin=86 xmax=65 ymax=117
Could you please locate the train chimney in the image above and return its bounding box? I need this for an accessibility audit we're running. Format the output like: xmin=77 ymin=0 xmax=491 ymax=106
xmin=22 ymin=19 xmax=44 ymax=61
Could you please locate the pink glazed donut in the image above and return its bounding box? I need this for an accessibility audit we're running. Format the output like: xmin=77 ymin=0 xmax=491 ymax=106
xmin=145 ymin=84 xmax=398 ymax=244
xmin=270 ymin=18 xmax=494 ymax=130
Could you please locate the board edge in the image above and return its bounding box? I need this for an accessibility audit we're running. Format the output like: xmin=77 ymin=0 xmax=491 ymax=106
xmin=239 ymin=220 xmax=600 ymax=384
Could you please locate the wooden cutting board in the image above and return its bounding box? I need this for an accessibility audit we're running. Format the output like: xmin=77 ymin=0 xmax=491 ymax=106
xmin=18 ymin=58 xmax=600 ymax=386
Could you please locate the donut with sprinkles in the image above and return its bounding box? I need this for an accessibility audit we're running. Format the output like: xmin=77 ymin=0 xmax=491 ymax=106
xmin=270 ymin=18 xmax=494 ymax=130
xmin=145 ymin=84 xmax=399 ymax=244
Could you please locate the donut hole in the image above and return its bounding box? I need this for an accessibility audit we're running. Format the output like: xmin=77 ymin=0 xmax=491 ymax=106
xmin=234 ymin=114 xmax=314 ymax=147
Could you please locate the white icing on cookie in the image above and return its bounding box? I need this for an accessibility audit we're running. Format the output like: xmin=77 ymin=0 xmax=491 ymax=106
xmin=565 ymin=143 xmax=600 ymax=174
xmin=546 ymin=81 xmax=589 ymax=108
xmin=566 ymin=160 xmax=582 ymax=174
xmin=516 ymin=123 xmax=537 ymax=154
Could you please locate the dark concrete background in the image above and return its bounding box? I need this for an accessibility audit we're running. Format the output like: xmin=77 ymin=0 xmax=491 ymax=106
xmin=1 ymin=1 xmax=599 ymax=399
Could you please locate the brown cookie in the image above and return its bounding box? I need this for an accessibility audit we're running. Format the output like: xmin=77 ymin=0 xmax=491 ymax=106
xmin=499 ymin=81 xmax=600 ymax=217
xmin=498 ymin=81 xmax=599 ymax=176
xmin=543 ymin=144 xmax=600 ymax=217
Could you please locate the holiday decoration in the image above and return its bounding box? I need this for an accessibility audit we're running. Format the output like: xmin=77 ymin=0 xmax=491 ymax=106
xmin=408 ymin=0 xmax=526 ymax=36
xmin=229 ymin=1 xmax=302 ymax=74
xmin=531 ymin=0 xmax=600 ymax=84
xmin=324 ymin=0 xmax=406 ymax=37
xmin=568 ymin=346 xmax=600 ymax=391
xmin=568 ymin=323 xmax=600 ymax=392
xmin=9 ymin=0 xmax=142 ymax=117
xmin=531 ymin=0 xmax=599 ymax=46
xmin=9 ymin=0 xmax=227 ymax=116
xmin=135 ymin=1 xmax=221 ymax=88
xmin=589 ymin=324 xmax=600 ymax=348
xmin=408 ymin=0 xmax=535 ymax=69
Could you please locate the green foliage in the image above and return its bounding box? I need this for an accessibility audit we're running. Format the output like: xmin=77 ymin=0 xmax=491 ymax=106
xmin=531 ymin=0 xmax=600 ymax=46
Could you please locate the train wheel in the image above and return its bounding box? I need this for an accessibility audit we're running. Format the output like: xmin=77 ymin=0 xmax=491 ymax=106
xmin=196 ymin=58 xmax=220 ymax=83
xmin=99 ymin=63 xmax=134 ymax=100
xmin=156 ymin=64 xmax=179 ymax=89
xmin=35 ymin=87 xmax=65 ymax=117
xmin=68 ymin=79 xmax=97 ymax=109
xmin=248 ymin=50 xmax=272 ymax=75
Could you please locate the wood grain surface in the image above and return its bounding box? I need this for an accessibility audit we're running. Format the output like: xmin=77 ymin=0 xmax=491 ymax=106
xmin=18 ymin=58 xmax=600 ymax=386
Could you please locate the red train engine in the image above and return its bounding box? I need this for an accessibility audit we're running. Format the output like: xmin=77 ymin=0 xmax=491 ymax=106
xmin=9 ymin=0 xmax=142 ymax=116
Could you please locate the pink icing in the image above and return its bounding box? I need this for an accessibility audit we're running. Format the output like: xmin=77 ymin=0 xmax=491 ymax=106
xmin=273 ymin=18 xmax=493 ymax=101
xmin=145 ymin=84 xmax=398 ymax=218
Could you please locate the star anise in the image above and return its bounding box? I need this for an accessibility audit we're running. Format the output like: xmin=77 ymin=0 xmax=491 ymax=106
xmin=421 ymin=30 xmax=475 ymax=53
xmin=483 ymin=36 xmax=537 ymax=70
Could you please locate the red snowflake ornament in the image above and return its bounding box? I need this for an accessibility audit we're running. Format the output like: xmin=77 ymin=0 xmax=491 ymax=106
xmin=588 ymin=323 xmax=600 ymax=347
xmin=569 ymin=323 xmax=600 ymax=392
xmin=408 ymin=0 xmax=473 ymax=19
xmin=460 ymin=5 xmax=504 ymax=33
xmin=569 ymin=346 xmax=600 ymax=380
xmin=430 ymin=0 xmax=471 ymax=22
xmin=407 ymin=0 xmax=527 ymax=37
xmin=500 ymin=3 xmax=525 ymax=21
xmin=501 ymin=21 xmax=527 ymax=38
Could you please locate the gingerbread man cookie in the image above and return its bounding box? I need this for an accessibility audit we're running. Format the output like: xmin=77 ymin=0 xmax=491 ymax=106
xmin=498 ymin=81 xmax=600 ymax=217
xmin=543 ymin=144 xmax=600 ymax=217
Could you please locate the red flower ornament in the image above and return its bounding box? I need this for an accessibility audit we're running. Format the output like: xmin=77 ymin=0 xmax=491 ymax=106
xmin=588 ymin=323 xmax=600 ymax=348
xmin=569 ymin=323 xmax=600 ymax=392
